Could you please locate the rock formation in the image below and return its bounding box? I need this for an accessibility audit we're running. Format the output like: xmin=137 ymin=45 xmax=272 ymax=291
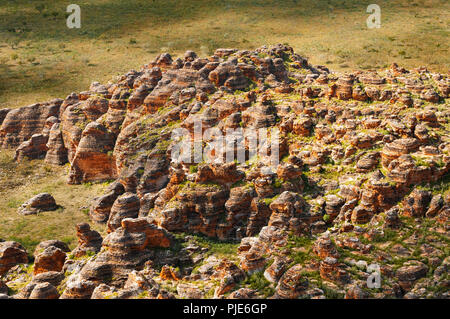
xmin=0 ymin=99 xmax=61 ymax=148
xmin=0 ymin=44 xmax=449 ymax=299
xmin=0 ymin=241 xmax=28 ymax=276
xmin=17 ymin=193 xmax=58 ymax=215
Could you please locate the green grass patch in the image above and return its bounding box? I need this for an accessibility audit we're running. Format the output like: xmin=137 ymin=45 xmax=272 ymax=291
xmin=241 ymin=271 xmax=275 ymax=298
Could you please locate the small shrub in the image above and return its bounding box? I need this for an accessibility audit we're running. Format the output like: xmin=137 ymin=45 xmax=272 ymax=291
xmin=241 ymin=272 xmax=275 ymax=298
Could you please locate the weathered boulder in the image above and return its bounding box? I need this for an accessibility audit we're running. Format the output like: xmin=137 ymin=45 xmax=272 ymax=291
xmin=324 ymin=195 xmax=345 ymax=222
xmin=28 ymin=282 xmax=59 ymax=299
xmin=160 ymin=265 xmax=180 ymax=281
xmin=426 ymin=194 xmax=444 ymax=218
xmin=268 ymin=191 xmax=308 ymax=235
xmin=34 ymin=246 xmax=66 ymax=275
xmin=128 ymin=84 xmax=152 ymax=111
xmin=351 ymin=205 xmax=374 ymax=225
xmin=143 ymin=68 xmax=214 ymax=113
xmin=72 ymin=217 xmax=172 ymax=288
xmin=224 ymin=186 xmax=256 ymax=236
xmin=213 ymin=259 xmax=245 ymax=297
xmin=14 ymin=134 xmax=48 ymax=162
xmin=208 ymin=61 xmax=249 ymax=91
xmin=17 ymin=193 xmax=58 ymax=215
xmin=264 ymin=257 xmax=288 ymax=283
xmin=246 ymin=198 xmax=272 ymax=237
xmin=31 ymin=271 xmax=65 ymax=287
xmin=396 ymin=261 xmax=428 ymax=291
xmin=60 ymin=95 xmax=110 ymax=163
xmin=228 ymin=288 xmax=257 ymax=299
xmin=89 ymin=181 xmax=125 ymax=223
xmin=195 ymin=162 xmax=245 ymax=185
xmin=402 ymin=189 xmax=432 ymax=218
xmin=107 ymin=192 xmax=140 ymax=233
xmin=313 ymin=236 xmax=340 ymax=259
xmin=60 ymin=278 xmax=97 ymax=299
xmin=356 ymin=151 xmax=380 ymax=172
xmin=153 ymin=183 xmax=229 ymax=238
xmin=345 ymin=285 xmax=369 ymax=299
xmin=177 ymin=283 xmax=204 ymax=299
xmin=44 ymin=123 xmax=68 ymax=165
xmin=274 ymin=264 xmax=309 ymax=299
xmin=0 ymin=241 xmax=28 ymax=276
xmin=33 ymin=240 xmax=70 ymax=258
xmin=319 ymin=257 xmax=350 ymax=283
xmin=238 ymin=237 xmax=267 ymax=274
xmin=71 ymin=223 xmax=103 ymax=258
xmin=335 ymin=75 xmax=354 ymax=100
xmin=384 ymin=207 xmax=402 ymax=229
xmin=0 ymin=108 xmax=10 ymax=126
xmin=381 ymin=138 xmax=420 ymax=167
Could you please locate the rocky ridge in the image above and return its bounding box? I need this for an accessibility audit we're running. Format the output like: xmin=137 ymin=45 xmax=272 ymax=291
xmin=0 ymin=44 xmax=449 ymax=299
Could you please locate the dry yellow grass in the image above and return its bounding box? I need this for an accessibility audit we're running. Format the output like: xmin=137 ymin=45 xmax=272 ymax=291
xmin=0 ymin=150 xmax=107 ymax=253
xmin=0 ymin=0 xmax=448 ymax=109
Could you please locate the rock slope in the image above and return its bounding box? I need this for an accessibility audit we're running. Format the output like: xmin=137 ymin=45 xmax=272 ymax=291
xmin=0 ymin=44 xmax=449 ymax=299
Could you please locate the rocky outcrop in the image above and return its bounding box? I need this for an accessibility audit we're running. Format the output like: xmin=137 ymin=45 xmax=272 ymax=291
xmin=14 ymin=270 xmax=65 ymax=299
xmin=60 ymin=279 xmax=97 ymax=299
xmin=14 ymin=134 xmax=49 ymax=162
xmin=90 ymin=270 xmax=164 ymax=299
xmin=426 ymin=194 xmax=444 ymax=218
xmin=89 ymin=181 xmax=125 ymax=223
xmin=152 ymin=182 xmax=230 ymax=238
xmin=60 ymin=95 xmax=110 ymax=163
xmin=381 ymin=138 xmax=420 ymax=167
xmin=313 ymin=236 xmax=340 ymax=259
xmin=33 ymin=246 xmax=66 ymax=275
xmin=402 ymin=190 xmax=432 ymax=218
xmin=143 ymin=67 xmax=214 ymax=113
xmin=160 ymin=265 xmax=180 ymax=281
xmin=68 ymin=122 xmax=117 ymax=184
xmin=44 ymin=123 xmax=68 ymax=165
xmin=0 ymin=99 xmax=62 ymax=148
xmin=71 ymin=223 xmax=103 ymax=258
xmin=67 ymin=218 xmax=172 ymax=292
xmin=268 ymin=191 xmax=309 ymax=235
xmin=396 ymin=261 xmax=428 ymax=291
xmin=345 ymin=285 xmax=369 ymax=299
xmin=107 ymin=193 xmax=140 ymax=233
xmin=33 ymin=240 xmax=70 ymax=257
xmin=319 ymin=257 xmax=350 ymax=283
xmin=274 ymin=264 xmax=309 ymax=299
xmin=17 ymin=193 xmax=58 ymax=215
xmin=264 ymin=257 xmax=288 ymax=283
xmin=212 ymin=259 xmax=245 ymax=297
xmin=0 ymin=241 xmax=28 ymax=276
xmin=238 ymin=237 xmax=267 ymax=274
xmin=2 ymin=44 xmax=449 ymax=299
xmin=28 ymin=282 xmax=60 ymax=299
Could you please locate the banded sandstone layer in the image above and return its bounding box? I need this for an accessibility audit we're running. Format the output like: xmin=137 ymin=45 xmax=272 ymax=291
xmin=0 ymin=44 xmax=449 ymax=299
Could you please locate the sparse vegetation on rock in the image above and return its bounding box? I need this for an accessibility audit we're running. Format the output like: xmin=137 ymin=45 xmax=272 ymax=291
xmin=0 ymin=43 xmax=449 ymax=299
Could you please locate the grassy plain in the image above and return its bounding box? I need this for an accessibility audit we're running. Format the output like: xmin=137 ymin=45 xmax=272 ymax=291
xmin=0 ymin=150 xmax=108 ymax=253
xmin=0 ymin=0 xmax=448 ymax=109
